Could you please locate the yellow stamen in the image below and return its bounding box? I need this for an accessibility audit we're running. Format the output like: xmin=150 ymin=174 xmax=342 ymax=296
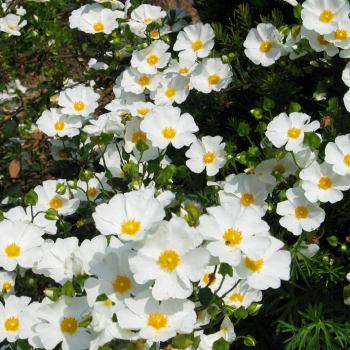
xmin=61 ymin=317 xmax=78 ymax=335
xmin=229 ymin=292 xmax=244 ymax=303
xmin=295 ymin=206 xmax=309 ymax=219
xmin=147 ymin=313 xmax=168 ymax=330
xmin=74 ymin=101 xmax=85 ymax=112
xmin=344 ymin=154 xmax=350 ymax=166
xmin=54 ymin=121 xmax=65 ymax=131
xmin=203 ymin=152 xmax=216 ymax=164
xmin=260 ymin=40 xmax=272 ymax=53
xmin=93 ymin=22 xmax=105 ymax=32
xmin=192 ymin=40 xmax=203 ymax=51
xmin=49 ymin=197 xmax=63 ymax=209
xmin=317 ymin=35 xmax=329 ymax=45
xmin=245 ymin=257 xmax=264 ymax=272
xmin=179 ymin=67 xmax=189 ymax=74
xmin=223 ymin=228 xmax=243 ymax=247
xmin=288 ymin=128 xmax=301 ymax=139
xmin=240 ymin=193 xmax=254 ymax=206
xmin=208 ymin=74 xmax=220 ymax=85
xmin=4 ymin=317 xmax=19 ymax=332
xmin=137 ymin=108 xmax=150 ymax=116
xmin=121 ymin=219 xmax=141 ymax=236
xmin=335 ymin=29 xmax=347 ymax=41
xmin=318 ymin=176 xmax=332 ymax=190
xmin=273 ymin=164 xmax=286 ymax=173
xmin=147 ymin=55 xmax=159 ymax=66
xmin=5 ymin=243 xmax=20 ymax=258
xmin=159 ymin=250 xmax=180 ymax=271
xmin=132 ymin=131 xmax=147 ymax=144
xmin=3 ymin=282 xmax=12 ymax=291
xmin=162 ymin=127 xmax=176 ymax=139
xmin=138 ymin=76 xmax=150 ymax=87
xmin=87 ymin=187 xmax=98 ymax=198
xmin=319 ymin=10 xmax=334 ymax=23
xmin=112 ymin=275 xmax=132 ymax=294
xmin=165 ymin=88 xmax=176 ymax=98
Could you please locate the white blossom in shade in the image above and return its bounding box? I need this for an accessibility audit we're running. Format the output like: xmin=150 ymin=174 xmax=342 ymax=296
xmin=220 ymin=279 xmax=262 ymax=309
xmin=293 ymin=144 xmax=317 ymax=169
xmin=37 ymin=108 xmax=82 ymax=137
xmin=220 ymin=173 xmax=268 ymax=217
xmin=300 ymin=161 xmax=350 ymax=203
xmin=131 ymin=41 xmax=171 ymax=75
xmin=164 ymin=58 xmax=198 ymax=78
xmin=75 ymin=173 xmax=112 ymax=202
xmin=33 ymin=179 xmax=80 ymax=217
xmin=150 ymin=74 xmax=190 ymax=105
xmin=0 ymin=220 xmax=44 ymax=271
xmin=325 ymin=134 xmax=350 ymax=175
xmin=49 ymin=139 xmax=76 ymax=163
xmin=197 ymin=202 xmax=271 ymax=267
xmin=191 ymin=58 xmax=232 ymax=93
xmin=4 ymin=205 xmax=57 ymax=235
xmin=342 ymin=62 xmax=350 ymax=87
xmin=301 ymin=0 xmax=350 ymax=35
xmin=117 ymin=290 xmax=197 ymax=345
xmin=284 ymin=31 xmax=308 ymax=60
xmin=58 ymin=84 xmax=100 ymax=118
xmin=0 ymin=271 xmax=16 ymax=295
xmin=276 ymin=186 xmax=325 ymax=236
xmin=198 ymin=316 xmax=236 ymax=350
xmin=129 ymin=101 xmax=155 ymax=118
xmin=120 ymin=68 xmax=161 ymax=94
xmin=283 ymin=0 xmax=298 ymax=5
xmin=124 ymin=117 xmax=159 ymax=161
xmin=344 ymin=89 xmax=350 ymax=112
xmin=243 ymin=23 xmax=286 ymax=67
xmin=185 ymin=136 xmax=227 ymax=176
xmin=83 ymin=112 xmax=125 ymax=136
xmin=0 ymin=295 xmax=31 ymax=343
xmin=88 ymin=58 xmax=108 ymax=70
xmin=0 ymin=14 xmax=26 ymax=36
xmin=85 ymin=251 xmax=151 ymax=307
xmin=35 ymin=296 xmax=91 ymax=350
xmin=173 ymin=23 xmax=215 ymax=61
xmin=129 ymin=217 xmax=210 ymax=300
xmin=198 ymin=265 xmax=224 ymax=293
xmin=35 ymin=237 xmax=84 ymax=285
xmin=93 ymin=190 xmax=165 ymax=241
xmin=293 ymin=241 xmax=320 ymax=260
xmin=235 ymin=236 xmax=291 ymax=290
xmin=99 ymin=142 xmax=128 ymax=178
xmin=324 ymin=20 xmax=350 ymax=49
xmin=302 ymin=26 xmax=339 ymax=56
xmin=140 ymin=106 xmax=198 ymax=149
xmin=266 ymin=112 xmax=320 ymax=151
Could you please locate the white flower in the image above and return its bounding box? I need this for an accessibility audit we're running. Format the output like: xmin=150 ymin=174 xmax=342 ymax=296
xmin=0 ymin=271 xmax=16 ymax=295
xmin=83 ymin=112 xmax=124 ymax=136
xmin=76 ymin=173 xmax=111 ymax=202
xmin=186 ymin=136 xmax=227 ymax=176
xmin=88 ymin=58 xmax=108 ymax=70
xmin=120 ymin=68 xmax=161 ymax=94
xmin=324 ymin=20 xmax=350 ymax=49
xmin=294 ymin=241 xmax=320 ymax=259
xmin=0 ymin=14 xmax=26 ymax=36
xmin=301 ymin=27 xmax=339 ymax=56
xmin=244 ymin=23 xmax=286 ymax=67
xmin=325 ymin=134 xmax=350 ymax=175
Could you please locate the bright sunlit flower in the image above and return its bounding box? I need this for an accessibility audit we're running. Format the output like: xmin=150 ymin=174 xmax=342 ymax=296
xmin=0 ymin=14 xmax=27 ymax=36
xmin=325 ymin=133 xmax=350 ymax=175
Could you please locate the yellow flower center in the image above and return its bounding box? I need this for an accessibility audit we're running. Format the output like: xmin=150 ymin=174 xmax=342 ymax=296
xmin=319 ymin=176 xmax=332 ymax=190
xmin=137 ymin=107 xmax=150 ymax=116
xmin=344 ymin=154 xmax=350 ymax=166
xmin=165 ymin=88 xmax=176 ymax=98
xmin=335 ymin=29 xmax=347 ymax=41
xmin=150 ymin=30 xmax=159 ymax=38
xmin=121 ymin=219 xmax=141 ymax=236
xmin=192 ymin=40 xmax=203 ymax=51
xmin=9 ymin=26 xmax=14 ymax=30
xmin=50 ymin=197 xmax=63 ymax=209
xmin=87 ymin=187 xmax=98 ymax=198
xmin=132 ymin=131 xmax=147 ymax=144
xmin=58 ymin=152 xmax=68 ymax=159
xmin=139 ymin=76 xmax=150 ymax=87
xmin=203 ymin=152 xmax=216 ymax=164
xmin=288 ymin=127 xmax=301 ymax=139
xmin=159 ymin=250 xmax=180 ymax=271
xmin=240 ymin=193 xmax=254 ymax=206
xmin=147 ymin=55 xmax=159 ymax=66
xmin=54 ymin=121 xmax=65 ymax=131
xmin=179 ymin=67 xmax=189 ymax=74
xmin=144 ymin=18 xmax=152 ymax=22
xmin=245 ymin=257 xmax=264 ymax=272
xmin=147 ymin=312 xmax=168 ymax=330
xmin=112 ymin=275 xmax=132 ymax=294
xmin=34 ymin=128 xmax=39 ymax=132
xmin=273 ymin=164 xmax=286 ymax=173
xmin=295 ymin=206 xmax=309 ymax=219
xmin=185 ymin=84 xmax=190 ymax=89
xmin=260 ymin=40 xmax=272 ymax=53
xmin=319 ymin=10 xmax=334 ymax=23
xmin=4 ymin=317 xmax=19 ymax=332
xmin=5 ymin=243 xmax=20 ymax=258
xmin=202 ymin=272 xmax=216 ymax=286
xmin=317 ymin=35 xmax=329 ymax=45
xmin=61 ymin=317 xmax=78 ymax=335
xmin=229 ymin=292 xmax=244 ymax=303
xmin=208 ymin=74 xmax=220 ymax=85
xmin=4 ymin=115 xmax=10 ymax=120
xmin=4 ymin=105 xmax=11 ymax=110
xmin=121 ymin=170 xmax=125 ymax=178
xmin=50 ymin=96 xmax=57 ymax=101
xmin=104 ymin=299 xmax=112 ymax=307
xmin=3 ymin=282 xmax=12 ymax=291
xmin=74 ymin=101 xmax=85 ymax=112
xmin=223 ymin=228 xmax=243 ymax=247
xmin=162 ymin=127 xmax=177 ymax=139
xmin=93 ymin=22 xmax=105 ymax=32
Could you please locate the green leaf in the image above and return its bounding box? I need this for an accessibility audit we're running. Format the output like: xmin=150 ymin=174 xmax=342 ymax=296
xmin=77 ymin=274 xmax=90 ymax=287
xmin=263 ymin=96 xmax=275 ymax=111
xmin=304 ymin=132 xmax=321 ymax=151
xmin=244 ymin=335 xmax=257 ymax=347
xmin=0 ymin=182 xmax=22 ymax=202
xmin=238 ymin=122 xmax=250 ymax=137
xmin=198 ymin=287 xmax=214 ymax=305
xmin=293 ymin=4 xmax=303 ymax=19
xmin=172 ymin=335 xmax=194 ymax=349
xmin=219 ymin=263 xmax=233 ymax=277
xmin=24 ymin=189 xmax=38 ymax=206
xmin=136 ymin=139 xmax=149 ymax=153
xmin=326 ymin=236 xmax=338 ymax=247
xmin=0 ymin=210 xmax=4 ymax=222
xmin=3 ymin=119 xmax=18 ymax=140
xmin=213 ymin=337 xmax=230 ymax=350
xmin=61 ymin=280 xmax=75 ymax=297
xmin=17 ymin=339 xmax=31 ymax=350
xmin=234 ymin=306 xmax=249 ymax=319
xmin=289 ymin=102 xmax=301 ymax=113
xmin=45 ymin=208 xmax=60 ymax=221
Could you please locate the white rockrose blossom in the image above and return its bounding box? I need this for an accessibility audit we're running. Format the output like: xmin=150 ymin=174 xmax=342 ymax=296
xmin=129 ymin=101 xmax=155 ymax=118
xmin=49 ymin=139 xmax=76 ymax=163
xmin=120 ymin=68 xmax=161 ymax=95
xmin=343 ymin=89 xmax=350 ymax=112
xmin=99 ymin=142 xmax=129 ymax=178
xmin=117 ymin=290 xmax=197 ymax=345
xmin=197 ymin=202 xmax=271 ymax=267
xmin=266 ymin=112 xmax=320 ymax=151
xmin=88 ymin=58 xmax=109 ymax=70
xmin=220 ymin=173 xmax=269 ymax=217
xmin=191 ymin=58 xmax=233 ymax=93
xmin=131 ymin=40 xmax=171 ymax=75
xmin=58 ymin=84 xmax=100 ymax=118
xmin=83 ymin=111 xmax=125 ymax=136
xmin=75 ymin=173 xmax=112 ymax=202
xmin=342 ymin=62 xmax=350 ymax=87
xmin=324 ymin=20 xmax=350 ymax=49
xmin=301 ymin=0 xmax=350 ymax=35
xmin=300 ymin=161 xmax=350 ymax=203
xmin=325 ymin=134 xmax=350 ymax=175
xmin=302 ymin=27 xmax=340 ymax=56
xmin=293 ymin=143 xmax=317 ymax=169
xmin=294 ymin=241 xmax=320 ymax=260
xmin=0 ymin=14 xmax=26 ymax=36
xmin=198 ymin=265 xmax=224 ymax=293
xmin=37 ymin=108 xmax=82 ymax=137
xmin=164 ymin=58 xmax=198 ymax=77
xmin=283 ymin=0 xmax=298 ymax=5
xmin=140 ymin=106 xmax=198 ymax=149
xmin=186 ymin=136 xmax=227 ymax=176
xmin=235 ymin=236 xmax=291 ymax=290
xmin=174 ymin=23 xmax=215 ymax=61
xmin=0 ymin=295 xmax=31 ymax=343
xmin=0 ymin=271 xmax=16 ymax=295
xmin=285 ymin=31 xmax=308 ymax=60
xmin=150 ymin=74 xmax=190 ymax=105
xmin=35 ymin=296 xmax=91 ymax=350
xmin=93 ymin=190 xmax=165 ymax=241
xmin=244 ymin=23 xmax=286 ymax=67
xmin=129 ymin=217 xmax=210 ymax=300
xmin=0 ymin=220 xmax=44 ymax=271
xmin=33 ymin=179 xmax=80 ymax=216
xmin=276 ymin=186 xmax=325 ymax=235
